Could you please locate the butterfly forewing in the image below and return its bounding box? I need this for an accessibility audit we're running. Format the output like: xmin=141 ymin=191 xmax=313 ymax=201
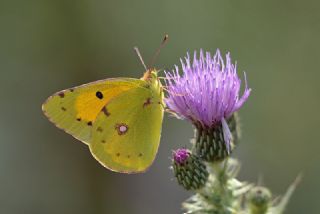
xmin=42 ymin=78 xmax=144 ymax=145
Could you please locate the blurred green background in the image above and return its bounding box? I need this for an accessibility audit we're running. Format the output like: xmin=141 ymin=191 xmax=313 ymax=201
xmin=1 ymin=0 xmax=319 ymax=213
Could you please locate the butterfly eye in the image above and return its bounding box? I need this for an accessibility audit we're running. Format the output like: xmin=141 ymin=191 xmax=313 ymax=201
xmin=96 ymin=91 xmax=104 ymax=99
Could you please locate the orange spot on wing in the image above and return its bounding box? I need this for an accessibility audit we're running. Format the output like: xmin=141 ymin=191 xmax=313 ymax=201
xmin=75 ymin=85 xmax=133 ymax=122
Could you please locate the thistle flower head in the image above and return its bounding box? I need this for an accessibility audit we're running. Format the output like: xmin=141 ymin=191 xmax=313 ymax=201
xmin=165 ymin=49 xmax=251 ymax=152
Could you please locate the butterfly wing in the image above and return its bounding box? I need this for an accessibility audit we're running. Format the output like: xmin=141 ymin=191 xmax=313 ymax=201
xmin=89 ymin=85 xmax=164 ymax=173
xmin=42 ymin=78 xmax=144 ymax=145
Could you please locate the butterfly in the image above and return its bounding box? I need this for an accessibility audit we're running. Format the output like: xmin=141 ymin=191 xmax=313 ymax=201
xmin=42 ymin=69 xmax=165 ymax=173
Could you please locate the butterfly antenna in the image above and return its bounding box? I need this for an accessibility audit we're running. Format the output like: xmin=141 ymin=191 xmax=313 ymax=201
xmin=148 ymin=34 xmax=169 ymax=69
xmin=134 ymin=47 xmax=148 ymax=71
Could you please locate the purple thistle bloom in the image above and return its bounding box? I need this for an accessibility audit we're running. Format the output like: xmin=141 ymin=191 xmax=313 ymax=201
xmin=173 ymin=148 xmax=190 ymax=165
xmin=165 ymin=49 xmax=251 ymax=151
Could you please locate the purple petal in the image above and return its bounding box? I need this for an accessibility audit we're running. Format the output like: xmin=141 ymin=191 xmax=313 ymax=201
xmin=165 ymin=49 xmax=251 ymax=128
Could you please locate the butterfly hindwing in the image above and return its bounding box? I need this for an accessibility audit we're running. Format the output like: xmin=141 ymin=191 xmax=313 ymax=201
xmin=42 ymin=78 xmax=144 ymax=145
xmin=89 ymin=86 xmax=164 ymax=173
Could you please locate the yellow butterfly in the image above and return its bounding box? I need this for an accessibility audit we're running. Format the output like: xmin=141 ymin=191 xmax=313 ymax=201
xmin=42 ymin=67 xmax=165 ymax=173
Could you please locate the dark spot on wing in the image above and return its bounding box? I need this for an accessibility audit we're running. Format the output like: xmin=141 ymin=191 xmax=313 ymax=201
xmin=143 ymin=98 xmax=152 ymax=108
xmin=102 ymin=106 xmax=110 ymax=117
xmin=58 ymin=92 xmax=65 ymax=98
xmin=97 ymin=127 xmax=103 ymax=132
xmin=101 ymin=140 xmax=106 ymax=143
xmin=69 ymin=88 xmax=74 ymax=92
xmin=76 ymin=118 xmax=81 ymax=121
xmin=116 ymin=153 xmax=120 ymax=157
xmin=138 ymin=153 xmax=143 ymax=157
xmin=87 ymin=121 xmax=93 ymax=126
xmin=61 ymin=107 xmax=66 ymax=111
xmin=96 ymin=91 xmax=103 ymax=99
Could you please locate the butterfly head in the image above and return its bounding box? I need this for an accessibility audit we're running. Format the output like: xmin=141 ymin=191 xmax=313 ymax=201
xmin=141 ymin=69 xmax=158 ymax=82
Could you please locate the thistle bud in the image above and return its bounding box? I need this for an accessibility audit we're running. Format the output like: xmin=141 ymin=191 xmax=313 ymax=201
xmin=172 ymin=149 xmax=209 ymax=190
xmin=248 ymin=186 xmax=272 ymax=214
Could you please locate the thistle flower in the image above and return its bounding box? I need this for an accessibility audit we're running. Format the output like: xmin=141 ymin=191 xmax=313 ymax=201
xmin=167 ymin=49 xmax=296 ymax=214
xmin=165 ymin=49 xmax=251 ymax=161
xmin=172 ymin=148 xmax=209 ymax=190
